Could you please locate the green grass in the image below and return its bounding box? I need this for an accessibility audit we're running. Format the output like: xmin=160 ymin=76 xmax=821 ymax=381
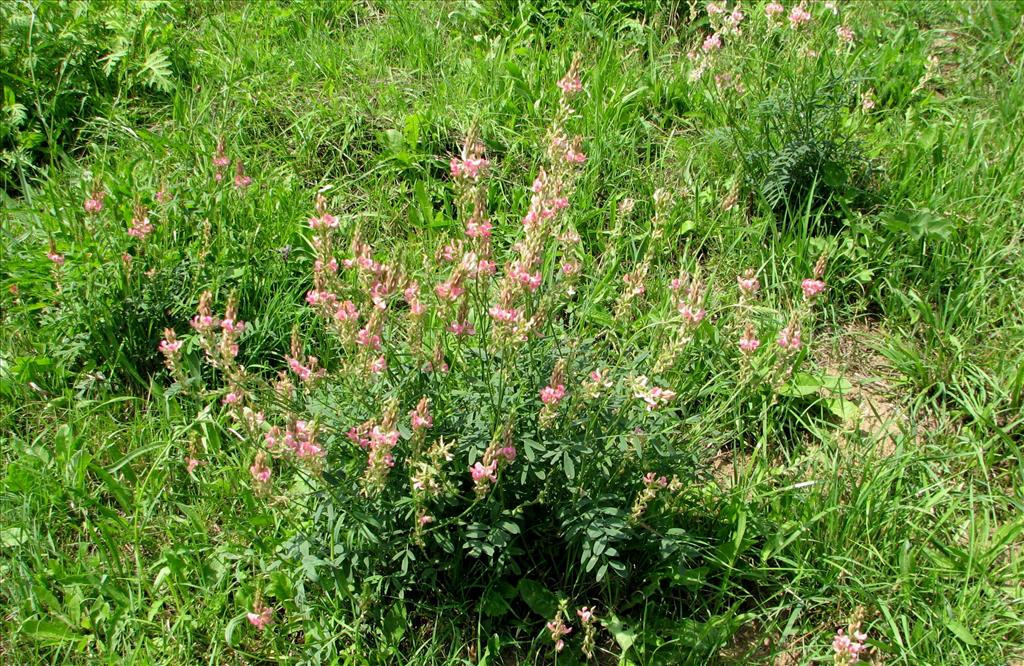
xmin=2 ymin=1 xmax=1023 ymax=664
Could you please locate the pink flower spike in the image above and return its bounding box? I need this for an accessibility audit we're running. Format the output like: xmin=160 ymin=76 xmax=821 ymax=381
xmin=801 ymin=278 xmax=826 ymax=300
xmin=186 ymin=457 xmax=200 ymax=473
xmin=369 ymin=355 xmax=387 ymax=374
xmin=47 ymin=251 xmax=65 ymax=266
xmin=738 ymin=327 xmax=761 ymax=353
xmin=540 ymin=384 xmax=566 ymax=405
xmin=737 ymin=271 xmax=760 ymax=294
xmin=470 ymin=461 xmax=497 ymax=483
xmin=247 ymin=606 xmax=273 ymax=630
xmin=788 ymin=4 xmax=811 ymax=28
xmin=765 ymin=1 xmax=784 ymax=18
xmin=702 ymin=32 xmax=723 ymax=51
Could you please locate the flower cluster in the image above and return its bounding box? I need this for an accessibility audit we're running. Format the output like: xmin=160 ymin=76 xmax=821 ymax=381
xmin=127 ymin=203 xmax=154 ymax=240
xmin=832 ymin=621 xmax=869 ymax=665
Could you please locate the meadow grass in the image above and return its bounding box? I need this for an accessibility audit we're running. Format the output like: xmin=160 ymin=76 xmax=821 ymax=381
xmin=2 ymin=1 xmax=1023 ymax=664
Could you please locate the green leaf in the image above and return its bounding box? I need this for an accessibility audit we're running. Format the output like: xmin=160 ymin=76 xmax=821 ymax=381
xmin=517 ymin=578 xmax=557 ymax=618
xmin=827 ymin=397 xmax=860 ymax=421
xmin=603 ymin=613 xmax=636 ymax=652
xmin=778 ymin=372 xmax=821 ymax=397
xmin=562 ymin=450 xmax=575 ymax=481
xmin=21 ymin=620 xmax=78 ymax=644
xmin=944 ymin=617 xmax=978 ymax=646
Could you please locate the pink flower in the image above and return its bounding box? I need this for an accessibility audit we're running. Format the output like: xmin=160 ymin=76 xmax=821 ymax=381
xmin=250 ymin=459 xmax=271 ymax=484
xmin=221 ymin=318 xmax=245 ymax=334
xmin=832 ymin=626 xmax=868 ymax=664
xmin=465 ymin=220 xmax=493 ymax=238
xmin=223 ymin=392 xmax=241 ymax=405
xmin=577 ymin=607 xmax=594 ymax=623
xmin=540 ymin=384 xmax=566 ymax=405
xmin=419 ymin=515 xmax=434 ymax=526
xmin=47 ymin=251 xmax=65 ymax=266
xmin=678 ymin=303 xmax=706 ymax=325
xmin=499 ymin=446 xmax=517 ymax=463
xmin=434 ymin=281 xmax=465 ymax=301
xmin=836 ymin=25 xmax=855 ymax=43
xmin=643 ymin=472 xmax=669 ymax=488
xmin=83 ymin=197 xmax=104 ymax=214
xmin=488 ymin=306 xmax=520 ymax=323
xmin=247 ymin=606 xmax=273 ymax=630
xmin=788 ymin=4 xmax=811 ymax=27
xmin=447 ymin=321 xmax=475 ymax=337
xmin=765 ymin=1 xmax=784 ymax=18
xmin=777 ymin=326 xmax=802 ymax=351
xmin=737 ymin=271 xmax=760 ymax=294
xmin=356 ymin=327 xmax=381 ymax=350
xmin=702 ymin=32 xmax=723 ymax=51
xmin=159 ymin=338 xmax=183 ymax=354
xmin=470 ymin=461 xmax=497 ymax=483
xmin=127 ymin=214 xmax=155 ymax=240
xmin=186 ymin=457 xmax=200 ymax=473
xmin=561 ymin=261 xmax=580 ymax=276
xmin=234 ymin=162 xmax=252 ymax=189
xmin=738 ymin=328 xmax=761 ymax=353
xmin=706 ymin=2 xmax=724 ymax=15
xmin=410 ymin=400 xmax=433 ymax=430
xmin=557 ymin=75 xmax=583 ymax=95
xmin=335 ymin=300 xmax=359 ymax=322
xmin=155 ymin=188 xmax=171 ymax=204
xmin=565 ymin=148 xmax=587 ymax=164
xmin=369 ymin=355 xmax=387 ymax=374
xmin=801 ymin=278 xmax=826 ymax=299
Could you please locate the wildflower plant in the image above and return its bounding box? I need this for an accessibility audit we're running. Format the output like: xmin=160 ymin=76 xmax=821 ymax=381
xmin=160 ymin=56 xmax=830 ymax=651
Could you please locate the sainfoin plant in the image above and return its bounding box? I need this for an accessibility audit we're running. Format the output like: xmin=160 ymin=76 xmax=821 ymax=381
xmin=162 ymin=57 xmax=831 ymax=656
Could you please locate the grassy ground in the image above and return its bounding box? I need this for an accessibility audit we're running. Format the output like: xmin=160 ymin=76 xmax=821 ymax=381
xmin=2 ymin=1 xmax=1023 ymax=664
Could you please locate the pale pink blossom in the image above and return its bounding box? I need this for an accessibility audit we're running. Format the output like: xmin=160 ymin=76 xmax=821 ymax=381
xmin=801 ymin=278 xmax=826 ymax=299
xmin=788 ymin=4 xmax=811 ymax=27
xmin=465 ymin=220 xmax=493 ymax=238
xmin=703 ymin=32 xmax=723 ymax=51
xmin=186 ymin=457 xmax=200 ymax=473
xmin=334 ymin=300 xmax=359 ymax=322
xmin=410 ymin=398 xmax=433 ymax=430
xmin=470 ymin=461 xmax=497 ymax=483
xmin=356 ymin=327 xmax=381 ymax=350
xmin=369 ymin=355 xmax=387 ymax=374
xmin=836 ymin=25 xmax=855 ymax=43
xmin=777 ymin=325 xmax=802 ymax=351
xmin=737 ymin=271 xmax=760 ymax=294
xmin=488 ymin=305 xmax=520 ymax=323
xmin=565 ymin=148 xmax=587 ymax=164
xmin=250 ymin=458 xmax=271 ymax=484
xmin=765 ymin=1 xmax=784 ymax=18
xmin=47 ymin=251 xmax=65 ymax=266
xmin=832 ymin=626 xmax=868 ymax=664
xmin=447 ymin=320 xmax=476 ymax=337
xmin=679 ymin=303 xmax=706 ymax=325
xmin=419 ymin=515 xmax=434 ymax=526
xmin=577 ymin=607 xmax=594 ymax=623
xmin=223 ymin=392 xmax=241 ymax=405
xmin=159 ymin=338 xmax=183 ymax=355
xmin=234 ymin=162 xmax=252 ymax=189
xmin=739 ymin=327 xmax=761 ymax=353
xmin=557 ymin=75 xmax=582 ymax=95
xmin=540 ymin=384 xmax=566 ymax=405
xmin=84 ymin=196 xmax=104 ymax=214
xmin=644 ymin=472 xmax=669 ymax=488
xmin=247 ymin=606 xmax=273 ymax=630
